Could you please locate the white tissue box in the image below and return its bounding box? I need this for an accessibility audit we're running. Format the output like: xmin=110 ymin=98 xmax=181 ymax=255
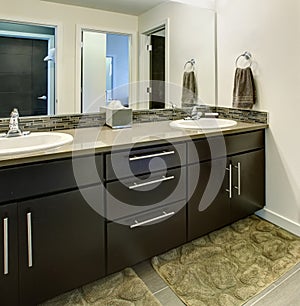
xmin=100 ymin=103 xmax=132 ymax=129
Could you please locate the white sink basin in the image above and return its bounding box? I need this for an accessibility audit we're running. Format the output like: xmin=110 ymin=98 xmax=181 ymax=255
xmin=170 ymin=118 xmax=237 ymax=130
xmin=0 ymin=132 xmax=73 ymax=156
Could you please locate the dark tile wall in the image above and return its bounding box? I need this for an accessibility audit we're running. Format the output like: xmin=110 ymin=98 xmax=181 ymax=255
xmin=0 ymin=107 xmax=268 ymax=133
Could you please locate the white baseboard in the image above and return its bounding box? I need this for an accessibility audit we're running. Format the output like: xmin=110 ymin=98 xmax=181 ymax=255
xmin=256 ymin=209 xmax=300 ymax=237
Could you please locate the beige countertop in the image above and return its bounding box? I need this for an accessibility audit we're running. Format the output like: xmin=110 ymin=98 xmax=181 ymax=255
xmin=0 ymin=120 xmax=268 ymax=167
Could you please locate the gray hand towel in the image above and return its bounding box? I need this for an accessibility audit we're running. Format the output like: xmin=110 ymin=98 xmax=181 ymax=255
xmin=181 ymin=71 xmax=198 ymax=106
xmin=232 ymin=67 xmax=256 ymax=109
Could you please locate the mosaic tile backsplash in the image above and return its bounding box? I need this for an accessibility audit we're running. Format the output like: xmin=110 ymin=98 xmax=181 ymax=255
xmin=0 ymin=107 xmax=268 ymax=133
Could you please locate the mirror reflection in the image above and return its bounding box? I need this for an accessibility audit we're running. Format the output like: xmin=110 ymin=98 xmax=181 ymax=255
xmin=0 ymin=21 xmax=56 ymax=117
xmin=82 ymin=30 xmax=130 ymax=113
xmin=81 ymin=2 xmax=216 ymax=112
xmin=0 ymin=1 xmax=216 ymax=117
xmin=138 ymin=2 xmax=216 ymax=110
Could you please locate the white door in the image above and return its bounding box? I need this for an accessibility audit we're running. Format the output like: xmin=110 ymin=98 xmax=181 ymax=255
xmin=82 ymin=31 xmax=106 ymax=113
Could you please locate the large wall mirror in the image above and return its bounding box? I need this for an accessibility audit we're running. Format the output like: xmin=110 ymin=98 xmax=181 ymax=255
xmin=0 ymin=20 xmax=56 ymax=118
xmin=0 ymin=0 xmax=215 ymax=118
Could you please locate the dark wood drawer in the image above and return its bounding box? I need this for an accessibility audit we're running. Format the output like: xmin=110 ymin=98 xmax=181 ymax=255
xmin=107 ymin=200 xmax=186 ymax=274
xmin=106 ymin=167 xmax=186 ymax=221
xmin=225 ymin=130 xmax=265 ymax=156
xmin=0 ymin=155 xmax=103 ymax=204
xmin=188 ymin=130 xmax=265 ymax=164
xmin=105 ymin=142 xmax=186 ymax=181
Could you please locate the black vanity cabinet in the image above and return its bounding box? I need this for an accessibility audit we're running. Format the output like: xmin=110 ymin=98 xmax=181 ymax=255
xmin=18 ymin=186 xmax=105 ymax=305
xmin=229 ymin=149 xmax=265 ymax=222
xmin=187 ymin=130 xmax=265 ymax=241
xmin=0 ymin=204 xmax=19 ymax=306
xmin=0 ymin=127 xmax=266 ymax=305
xmin=0 ymin=155 xmax=106 ymax=306
xmin=105 ymin=142 xmax=187 ymax=274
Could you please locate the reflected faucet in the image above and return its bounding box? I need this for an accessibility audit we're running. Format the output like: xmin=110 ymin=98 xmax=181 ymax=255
xmin=191 ymin=105 xmax=208 ymax=120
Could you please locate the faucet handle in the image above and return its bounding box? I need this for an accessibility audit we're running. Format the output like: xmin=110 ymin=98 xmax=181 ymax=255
xmin=191 ymin=106 xmax=203 ymax=119
xmin=10 ymin=108 xmax=19 ymax=117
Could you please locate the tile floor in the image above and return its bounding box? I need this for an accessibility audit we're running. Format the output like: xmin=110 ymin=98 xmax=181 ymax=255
xmin=133 ymin=260 xmax=300 ymax=306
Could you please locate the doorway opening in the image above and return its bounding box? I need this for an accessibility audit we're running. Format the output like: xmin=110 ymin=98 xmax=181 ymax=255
xmin=0 ymin=21 xmax=56 ymax=117
xmin=148 ymin=27 xmax=165 ymax=109
xmin=81 ymin=30 xmax=130 ymax=113
xmin=140 ymin=22 xmax=168 ymax=110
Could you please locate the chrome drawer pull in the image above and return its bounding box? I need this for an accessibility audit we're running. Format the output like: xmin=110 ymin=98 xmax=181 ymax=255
xmin=27 ymin=213 xmax=33 ymax=268
xmin=130 ymin=211 xmax=175 ymax=228
xmin=128 ymin=175 xmax=175 ymax=190
xmin=234 ymin=162 xmax=241 ymax=195
xmin=129 ymin=150 xmax=175 ymax=161
xmin=3 ymin=218 xmax=8 ymax=275
xmin=226 ymin=164 xmax=232 ymax=199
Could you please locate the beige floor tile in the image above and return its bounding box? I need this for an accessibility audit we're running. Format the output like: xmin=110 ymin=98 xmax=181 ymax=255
xmin=154 ymin=287 xmax=186 ymax=306
xmin=133 ymin=260 xmax=168 ymax=294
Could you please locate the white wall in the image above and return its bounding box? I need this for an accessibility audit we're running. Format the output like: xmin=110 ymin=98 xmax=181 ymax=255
xmin=0 ymin=0 xmax=138 ymax=114
xmin=82 ymin=32 xmax=106 ymax=113
xmin=216 ymin=0 xmax=300 ymax=234
xmin=139 ymin=2 xmax=216 ymax=108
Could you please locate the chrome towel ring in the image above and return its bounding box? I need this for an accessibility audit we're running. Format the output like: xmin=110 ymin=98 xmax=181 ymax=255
xmin=184 ymin=59 xmax=195 ymax=70
xmin=235 ymin=51 xmax=252 ymax=68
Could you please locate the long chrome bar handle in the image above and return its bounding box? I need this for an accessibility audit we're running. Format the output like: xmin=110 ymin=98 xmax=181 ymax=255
xmin=234 ymin=162 xmax=241 ymax=195
xmin=3 ymin=218 xmax=8 ymax=275
xmin=129 ymin=150 xmax=175 ymax=161
xmin=226 ymin=164 xmax=232 ymax=198
xmin=27 ymin=213 xmax=33 ymax=268
xmin=130 ymin=211 xmax=175 ymax=228
xmin=128 ymin=175 xmax=175 ymax=190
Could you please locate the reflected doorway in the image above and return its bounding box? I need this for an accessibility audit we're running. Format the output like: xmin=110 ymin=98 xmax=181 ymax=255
xmin=0 ymin=21 xmax=56 ymax=117
xmin=0 ymin=37 xmax=48 ymax=117
xmin=81 ymin=30 xmax=130 ymax=113
xmin=149 ymin=28 xmax=165 ymax=109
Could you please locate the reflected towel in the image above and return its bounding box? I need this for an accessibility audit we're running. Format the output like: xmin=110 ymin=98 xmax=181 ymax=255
xmin=232 ymin=67 xmax=256 ymax=109
xmin=181 ymin=71 xmax=198 ymax=106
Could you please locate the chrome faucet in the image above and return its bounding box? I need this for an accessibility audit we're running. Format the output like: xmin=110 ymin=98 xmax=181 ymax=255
xmin=191 ymin=105 xmax=207 ymax=120
xmin=4 ymin=108 xmax=30 ymax=138
xmin=190 ymin=104 xmax=219 ymax=120
xmin=6 ymin=108 xmax=22 ymax=137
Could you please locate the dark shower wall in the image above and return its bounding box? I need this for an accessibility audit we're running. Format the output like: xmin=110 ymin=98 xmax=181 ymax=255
xmin=0 ymin=36 xmax=48 ymax=117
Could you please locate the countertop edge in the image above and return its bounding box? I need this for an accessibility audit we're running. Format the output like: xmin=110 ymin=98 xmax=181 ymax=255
xmin=0 ymin=122 xmax=268 ymax=168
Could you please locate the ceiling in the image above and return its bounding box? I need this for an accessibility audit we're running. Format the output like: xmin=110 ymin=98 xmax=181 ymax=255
xmin=42 ymin=0 xmax=170 ymax=15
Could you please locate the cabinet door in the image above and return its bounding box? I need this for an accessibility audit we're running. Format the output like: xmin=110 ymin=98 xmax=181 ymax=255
xmin=0 ymin=204 xmax=19 ymax=306
xmin=18 ymin=186 xmax=105 ymax=306
xmin=187 ymin=158 xmax=230 ymax=241
xmin=230 ymin=149 xmax=265 ymax=222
